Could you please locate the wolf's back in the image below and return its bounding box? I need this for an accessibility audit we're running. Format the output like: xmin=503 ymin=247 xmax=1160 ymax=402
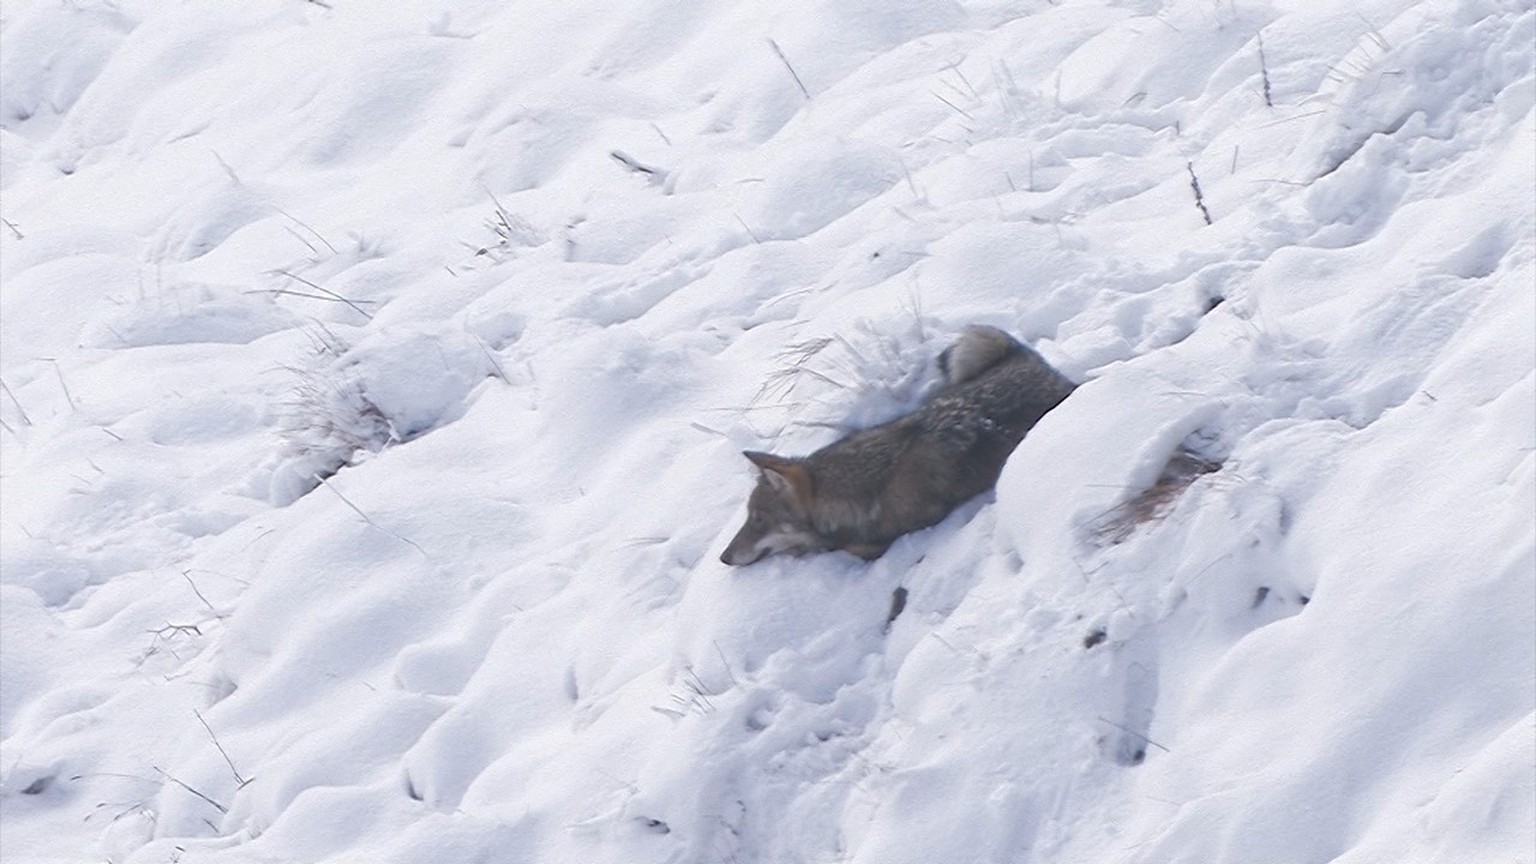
xmin=797 ymin=329 xmax=1075 ymax=552
xmin=929 ymin=327 xmax=1076 ymax=436
xmin=911 ymin=342 xmax=1074 ymax=493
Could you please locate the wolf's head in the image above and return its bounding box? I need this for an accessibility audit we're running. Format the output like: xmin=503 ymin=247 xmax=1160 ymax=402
xmin=720 ymin=451 xmax=829 ymax=566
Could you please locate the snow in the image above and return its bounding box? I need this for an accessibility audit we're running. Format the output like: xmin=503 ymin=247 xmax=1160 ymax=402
xmin=1 ymin=0 xmax=1532 ymax=862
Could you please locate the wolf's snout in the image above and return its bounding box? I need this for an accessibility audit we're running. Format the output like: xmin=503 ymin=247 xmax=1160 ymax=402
xmin=720 ymin=535 xmax=762 ymax=566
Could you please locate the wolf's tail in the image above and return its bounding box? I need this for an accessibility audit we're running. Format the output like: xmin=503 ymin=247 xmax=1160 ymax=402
xmin=938 ymin=325 xmax=1025 ymax=385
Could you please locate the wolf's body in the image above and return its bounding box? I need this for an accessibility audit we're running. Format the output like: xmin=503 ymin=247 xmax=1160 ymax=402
xmin=721 ymin=325 xmax=1076 ymax=565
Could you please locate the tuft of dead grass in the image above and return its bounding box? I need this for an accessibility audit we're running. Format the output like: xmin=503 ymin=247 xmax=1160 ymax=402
xmin=1089 ymin=447 xmax=1223 ymax=545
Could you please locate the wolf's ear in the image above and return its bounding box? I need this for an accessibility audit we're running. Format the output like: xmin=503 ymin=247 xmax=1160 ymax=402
xmin=743 ymin=451 xmax=812 ymax=503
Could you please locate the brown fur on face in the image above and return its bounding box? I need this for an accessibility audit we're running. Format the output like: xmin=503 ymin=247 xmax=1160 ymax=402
xmin=720 ymin=453 xmax=828 ymax=565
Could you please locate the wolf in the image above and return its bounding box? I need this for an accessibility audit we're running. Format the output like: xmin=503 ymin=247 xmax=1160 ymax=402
xmin=720 ymin=325 xmax=1077 ymax=565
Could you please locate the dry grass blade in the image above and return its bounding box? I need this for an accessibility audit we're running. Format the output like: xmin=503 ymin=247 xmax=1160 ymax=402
xmin=752 ymin=337 xmax=837 ymax=404
xmin=768 ymin=38 xmax=811 ymax=100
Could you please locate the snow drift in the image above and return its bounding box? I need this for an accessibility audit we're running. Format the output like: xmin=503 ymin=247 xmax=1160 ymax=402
xmin=1 ymin=1 xmax=1532 ymax=862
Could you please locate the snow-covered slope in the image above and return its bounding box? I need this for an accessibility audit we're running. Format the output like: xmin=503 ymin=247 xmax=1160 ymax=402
xmin=2 ymin=1 xmax=1532 ymax=862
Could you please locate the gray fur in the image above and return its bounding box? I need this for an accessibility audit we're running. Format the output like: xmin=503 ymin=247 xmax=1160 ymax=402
xmin=721 ymin=326 xmax=1075 ymax=565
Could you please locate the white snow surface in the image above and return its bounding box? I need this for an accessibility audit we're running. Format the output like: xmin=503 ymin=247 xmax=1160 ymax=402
xmin=2 ymin=0 xmax=1533 ymax=862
